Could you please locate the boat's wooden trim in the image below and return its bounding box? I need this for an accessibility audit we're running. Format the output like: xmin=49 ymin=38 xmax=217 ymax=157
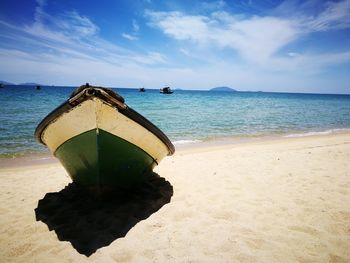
xmin=35 ymin=85 xmax=175 ymax=158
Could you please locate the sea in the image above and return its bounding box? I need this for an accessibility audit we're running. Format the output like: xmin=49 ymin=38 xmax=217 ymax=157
xmin=1 ymin=85 xmax=350 ymax=158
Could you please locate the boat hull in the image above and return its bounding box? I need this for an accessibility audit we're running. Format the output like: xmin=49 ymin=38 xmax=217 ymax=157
xmin=55 ymin=129 xmax=156 ymax=186
xmin=35 ymin=85 xmax=175 ymax=188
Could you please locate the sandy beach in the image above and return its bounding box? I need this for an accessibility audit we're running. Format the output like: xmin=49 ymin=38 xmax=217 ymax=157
xmin=0 ymin=133 xmax=349 ymax=262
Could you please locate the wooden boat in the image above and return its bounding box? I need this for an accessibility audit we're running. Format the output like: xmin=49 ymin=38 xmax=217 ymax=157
xmin=160 ymin=87 xmax=173 ymax=94
xmin=35 ymin=84 xmax=175 ymax=189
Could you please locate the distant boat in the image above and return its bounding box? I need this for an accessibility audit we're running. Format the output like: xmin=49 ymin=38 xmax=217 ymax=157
xmin=35 ymin=83 xmax=175 ymax=190
xmin=0 ymin=84 xmax=4 ymax=89
xmin=36 ymin=85 xmax=41 ymax=90
xmin=160 ymin=87 xmax=173 ymax=94
xmin=139 ymin=87 xmax=146 ymax=92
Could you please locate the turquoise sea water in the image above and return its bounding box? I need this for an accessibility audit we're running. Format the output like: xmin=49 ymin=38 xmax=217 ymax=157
xmin=1 ymin=85 xmax=350 ymax=157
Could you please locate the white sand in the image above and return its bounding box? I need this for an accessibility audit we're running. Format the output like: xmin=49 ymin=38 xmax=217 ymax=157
xmin=0 ymin=133 xmax=349 ymax=262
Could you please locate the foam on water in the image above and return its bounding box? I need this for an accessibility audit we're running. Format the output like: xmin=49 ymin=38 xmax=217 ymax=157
xmin=173 ymin=139 xmax=202 ymax=145
xmin=284 ymin=128 xmax=350 ymax=138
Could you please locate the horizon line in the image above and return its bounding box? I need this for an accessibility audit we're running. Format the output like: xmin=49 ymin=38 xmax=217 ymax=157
xmin=1 ymin=82 xmax=350 ymax=96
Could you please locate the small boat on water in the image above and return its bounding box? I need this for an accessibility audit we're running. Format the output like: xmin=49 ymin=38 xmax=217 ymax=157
xmin=35 ymin=83 xmax=175 ymax=189
xmin=36 ymin=85 xmax=41 ymax=90
xmin=160 ymin=87 xmax=173 ymax=94
xmin=139 ymin=87 xmax=146 ymax=92
xmin=0 ymin=84 xmax=4 ymax=89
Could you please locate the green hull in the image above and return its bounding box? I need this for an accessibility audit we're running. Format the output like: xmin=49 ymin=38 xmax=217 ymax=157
xmin=55 ymin=129 xmax=157 ymax=187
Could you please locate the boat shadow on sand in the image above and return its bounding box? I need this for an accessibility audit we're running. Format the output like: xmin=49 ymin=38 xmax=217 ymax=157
xmin=35 ymin=173 xmax=173 ymax=257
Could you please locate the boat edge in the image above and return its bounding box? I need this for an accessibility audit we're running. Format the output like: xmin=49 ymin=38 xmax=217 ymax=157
xmin=34 ymin=85 xmax=175 ymax=155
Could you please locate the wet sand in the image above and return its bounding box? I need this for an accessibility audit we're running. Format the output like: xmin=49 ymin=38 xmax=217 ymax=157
xmin=0 ymin=133 xmax=349 ymax=262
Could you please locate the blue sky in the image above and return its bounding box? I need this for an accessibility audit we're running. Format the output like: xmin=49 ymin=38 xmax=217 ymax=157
xmin=0 ymin=0 xmax=350 ymax=93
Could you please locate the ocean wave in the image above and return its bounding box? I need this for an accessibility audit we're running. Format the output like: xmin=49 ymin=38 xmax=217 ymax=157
xmin=173 ymin=139 xmax=202 ymax=145
xmin=284 ymin=128 xmax=350 ymax=138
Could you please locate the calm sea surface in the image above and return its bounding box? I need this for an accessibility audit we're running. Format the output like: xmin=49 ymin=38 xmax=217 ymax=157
xmin=1 ymin=85 xmax=350 ymax=157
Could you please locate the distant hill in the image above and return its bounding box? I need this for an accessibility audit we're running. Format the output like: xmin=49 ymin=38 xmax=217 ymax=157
xmin=210 ymin=86 xmax=237 ymax=92
xmin=19 ymin=82 xmax=43 ymax=86
xmin=0 ymin=80 xmax=15 ymax=85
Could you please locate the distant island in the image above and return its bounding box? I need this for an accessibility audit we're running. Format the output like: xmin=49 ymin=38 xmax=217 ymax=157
xmin=19 ymin=82 xmax=43 ymax=86
xmin=210 ymin=86 xmax=237 ymax=92
xmin=0 ymin=80 xmax=45 ymax=86
xmin=0 ymin=80 xmax=15 ymax=85
xmin=0 ymin=80 xmax=44 ymax=86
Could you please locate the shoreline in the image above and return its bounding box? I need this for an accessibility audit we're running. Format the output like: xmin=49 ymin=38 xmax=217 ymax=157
xmin=1 ymin=126 xmax=350 ymax=164
xmin=0 ymin=152 xmax=58 ymax=169
xmin=2 ymin=130 xmax=350 ymax=169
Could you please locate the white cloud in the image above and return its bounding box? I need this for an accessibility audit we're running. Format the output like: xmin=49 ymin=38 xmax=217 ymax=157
xmin=273 ymin=0 xmax=350 ymax=32
xmin=0 ymin=2 xmax=174 ymax=88
xmin=23 ymin=10 xmax=99 ymax=45
xmin=146 ymin=11 xmax=210 ymax=42
xmin=34 ymin=0 xmax=47 ymax=23
xmin=1 ymin=43 xmax=349 ymax=93
xmin=146 ymin=0 xmax=350 ymax=68
xmin=131 ymin=51 xmax=167 ymax=64
xmin=218 ymin=16 xmax=299 ymax=63
xmin=146 ymin=10 xmax=299 ymax=63
xmin=1 ymin=0 xmax=350 ymax=93
xmin=122 ymin=33 xmax=138 ymax=40
xmin=30 ymin=0 xmax=99 ymax=40
xmin=59 ymin=11 xmax=100 ymax=37
xmin=283 ymin=51 xmax=350 ymax=71
xmin=0 ymin=2 xmax=165 ymax=67
xmin=122 ymin=19 xmax=140 ymax=41
xmin=301 ymin=0 xmax=350 ymax=32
